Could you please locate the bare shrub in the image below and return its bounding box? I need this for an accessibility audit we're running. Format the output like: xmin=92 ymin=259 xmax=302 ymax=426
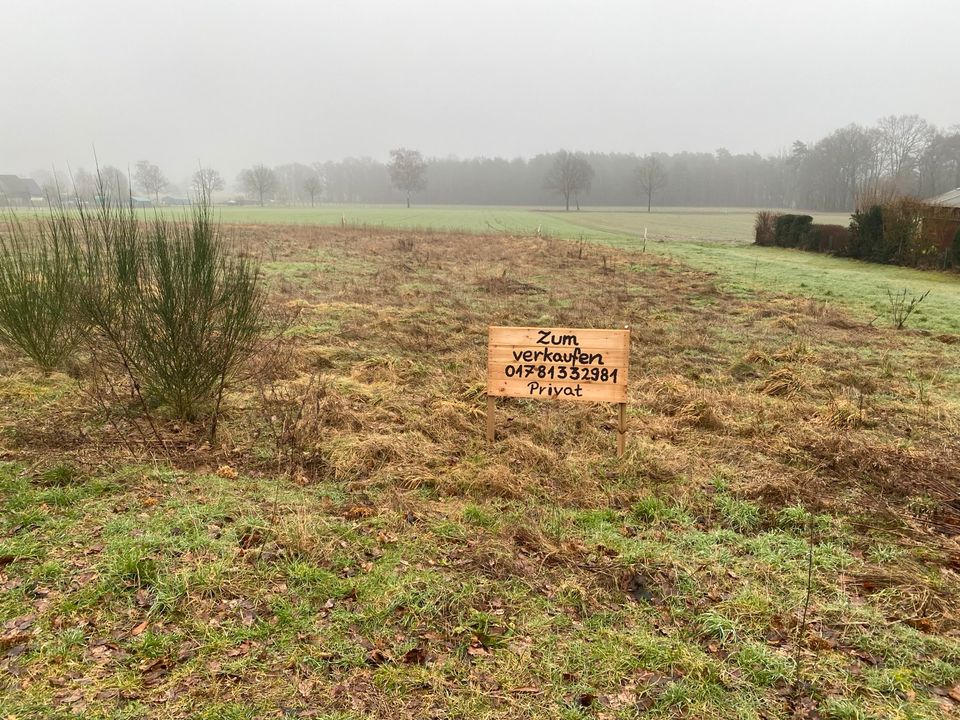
xmin=886 ymin=288 xmax=930 ymax=329
xmin=753 ymin=211 xmax=780 ymax=246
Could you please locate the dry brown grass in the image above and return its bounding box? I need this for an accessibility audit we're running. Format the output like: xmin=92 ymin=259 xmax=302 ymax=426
xmin=4 ymin=223 xmax=959 ymax=537
xmin=4 ymin=223 xmax=960 ymax=718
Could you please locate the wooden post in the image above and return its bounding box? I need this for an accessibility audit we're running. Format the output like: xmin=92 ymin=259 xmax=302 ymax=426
xmin=617 ymin=402 xmax=627 ymax=458
xmin=486 ymin=395 xmax=496 ymax=444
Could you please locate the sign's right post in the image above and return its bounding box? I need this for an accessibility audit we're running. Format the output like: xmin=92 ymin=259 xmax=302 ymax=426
xmin=618 ymin=401 xmax=626 ymax=458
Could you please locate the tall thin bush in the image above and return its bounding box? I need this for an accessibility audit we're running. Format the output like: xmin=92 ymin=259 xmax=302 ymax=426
xmin=3 ymin=192 xmax=267 ymax=428
xmin=130 ymin=206 xmax=266 ymax=421
xmin=72 ymin=200 xmax=266 ymax=423
xmin=0 ymin=215 xmax=85 ymax=371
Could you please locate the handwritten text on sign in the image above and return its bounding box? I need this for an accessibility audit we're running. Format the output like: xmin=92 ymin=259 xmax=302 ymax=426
xmin=487 ymin=326 xmax=630 ymax=403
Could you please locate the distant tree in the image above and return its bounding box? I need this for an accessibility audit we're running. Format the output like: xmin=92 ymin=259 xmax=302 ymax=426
xmin=237 ymin=164 xmax=277 ymax=207
xmin=134 ymin=160 xmax=167 ymax=204
xmin=273 ymin=163 xmax=316 ymax=204
xmin=544 ymin=150 xmax=594 ymax=211
xmin=98 ymin=165 xmax=130 ymax=205
xmin=30 ymin=169 xmax=68 ymax=201
xmin=303 ymin=172 xmax=324 ymax=206
xmin=920 ymin=129 xmax=960 ymax=197
xmin=192 ymin=168 xmax=225 ymax=202
xmin=635 ymin=155 xmax=669 ymax=212
xmin=877 ymin=114 xmax=934 ymax=190
xmin=387 ymin=148 xmax=427 ymax=208
xmin=322 ymin=157 xmax=393 ymax=202
xmin=949 ymin=126 xmax=960 ymax=189
xmin=71 ymin=168 xmax=97 ymax=204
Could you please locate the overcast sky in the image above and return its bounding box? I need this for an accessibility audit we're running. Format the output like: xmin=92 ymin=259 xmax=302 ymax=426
xmin=2 ymin=0 xmax=957 ymax=185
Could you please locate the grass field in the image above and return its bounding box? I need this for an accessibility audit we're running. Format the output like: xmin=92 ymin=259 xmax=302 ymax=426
xmin=1 ymin=225 xmax=959 ymax=718
xmin=210 ymin=205 xmax=849 ymax=245
xmin=17 ymin=203 xmax=958 ymax=331
xmin=205 ymin=205 xmax=960 ymax=334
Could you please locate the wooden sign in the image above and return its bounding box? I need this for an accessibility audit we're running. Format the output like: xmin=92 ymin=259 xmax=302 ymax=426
xmin=486 ymin=326 xmax=631 ymax=456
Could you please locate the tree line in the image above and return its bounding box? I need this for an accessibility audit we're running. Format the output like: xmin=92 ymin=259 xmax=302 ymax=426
xmin=25 ymin=115 xmax=960 ymax=211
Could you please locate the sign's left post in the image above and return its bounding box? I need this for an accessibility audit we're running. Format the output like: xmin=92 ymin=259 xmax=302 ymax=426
xmin=486 ymin=395 xmax=496 ymax=444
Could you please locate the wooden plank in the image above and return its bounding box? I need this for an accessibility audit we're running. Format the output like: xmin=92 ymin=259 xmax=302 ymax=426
xmin=486 ymin=395 xmax=496 ymax=443
xmin=487 ymin=363 xmax=627 ymax=385
xmin=488 ymin=376 xmax=627 ymax=403
xmin=487 ymin=346 xmax=630 ymax=365
xmin=617 ymin=402 xmax=626 ymax=457
xmin=489 ymin=326 xmax=629 ymax=351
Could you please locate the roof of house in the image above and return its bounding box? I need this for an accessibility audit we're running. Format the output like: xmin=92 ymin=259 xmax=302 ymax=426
xmin=0 ymin=175 xmax=30 ymax=197
xmin=926 ymin=188 xmax=960 ymax=208
xmin=22 ymin=178 xmax=43 ymax=197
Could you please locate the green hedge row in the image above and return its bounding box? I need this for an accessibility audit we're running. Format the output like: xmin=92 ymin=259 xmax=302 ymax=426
xmin=754 ymin=204 xmax=960 ymax=269
xmin=754 ymin=212 xmax=852 ymax=254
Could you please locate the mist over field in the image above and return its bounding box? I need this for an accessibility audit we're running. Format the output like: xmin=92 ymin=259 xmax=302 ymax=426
xmin=2 ymin=0 xmax=958 ymax=184
xmin=4 ymin=3 xmax=960 ymax=719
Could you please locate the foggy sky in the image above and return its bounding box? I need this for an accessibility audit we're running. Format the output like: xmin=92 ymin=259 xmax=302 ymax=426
xmin=2 ymin=0 xmax=957 ymax=186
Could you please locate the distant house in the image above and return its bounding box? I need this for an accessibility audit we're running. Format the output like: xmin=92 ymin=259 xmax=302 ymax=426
xmin=926 ymin=188 xmax=960 ymax=213
xmin=22 ymin=178 xmax=43 ymax=201
xmin=0 ymin=175 xmax=43 ymax=206
xmin=161 ymin=195 xmax=191 ymax=206
xmin=922 ymin=188 xmax=960 ymax=252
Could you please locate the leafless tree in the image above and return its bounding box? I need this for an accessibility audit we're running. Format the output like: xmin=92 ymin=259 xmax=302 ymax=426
xmin=134 ymin=160 xmax=167 ymax=203
xmin=98 ymin=165 xmax=130 ymax=205
xmin=192 ymin=167 xmax=225 ymax=202
xmin=877 ymin=114 xmax=934 ymax=189
xmin=238 ymin=164 xmax=277 ymax=207
xmin=920 ymin=129 xmax=960 ymax=196
xmin=950 ymin=126 xmax=960 ymax=189
xmin=387 ymin=148 xmax=427 ymax=208
xmin=544 ymin=150 xmax=594 ymax=211
xmin=303 ymin=172 xmax=323 ymax=206
xmin=273 ymin=163 xmax=316 ymax=204
xmin=71 ymin=168 xmax=97 ymax=204
xmin=635 ymin=155 xmax=668 ymax=212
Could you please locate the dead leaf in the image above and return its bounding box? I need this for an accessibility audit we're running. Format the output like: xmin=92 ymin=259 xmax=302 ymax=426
xmin=365 ymin=649 xmax=391 ymax=666
xmin=130 ymin=621 xmax=149 ymax=637
xmin=342 ymin=504 xmax=375 ymax=520
xmin=576 ymin=692 xmax=597 ymax=707
xmin=401 ymin=645 xmax=428 ymax=665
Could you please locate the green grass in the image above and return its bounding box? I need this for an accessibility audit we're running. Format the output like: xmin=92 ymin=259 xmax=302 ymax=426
xmin=208 ymin=204 xmax=847 ymax=244
xmin=632 ymin=240 xmax=960 ymax=333
xmin=1 ymin=460 xmax=957 ymax=719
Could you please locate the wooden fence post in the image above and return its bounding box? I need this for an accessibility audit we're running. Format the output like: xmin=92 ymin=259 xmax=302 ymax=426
xmin=617 ymin=402 xmax=627 ymax=458
xmin=486 ymin=395 xmax=496 ymax=444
